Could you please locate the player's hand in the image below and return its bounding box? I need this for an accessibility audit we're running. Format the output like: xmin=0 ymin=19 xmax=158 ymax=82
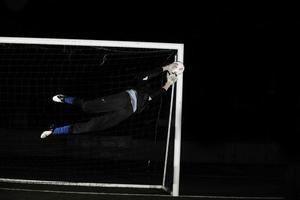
xmin=167 ymin=72 xmax=178 ymax=85
xmin=164 ymin=62 xmax=185 ymax=75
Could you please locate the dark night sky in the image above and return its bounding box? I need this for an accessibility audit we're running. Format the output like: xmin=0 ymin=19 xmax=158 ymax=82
xmin=0 ymin=1 xmax=297 ymax=146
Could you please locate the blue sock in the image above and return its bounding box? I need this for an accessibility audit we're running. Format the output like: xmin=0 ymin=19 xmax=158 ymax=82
xmin=53 ymin=125 xmax=71 ymax=135
xmin=64 ymin=97 xmax=75 ymax=105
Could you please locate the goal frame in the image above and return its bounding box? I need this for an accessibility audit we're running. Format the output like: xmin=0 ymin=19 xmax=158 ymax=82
xmin=0 ymin=36 xmax=184 ymax=197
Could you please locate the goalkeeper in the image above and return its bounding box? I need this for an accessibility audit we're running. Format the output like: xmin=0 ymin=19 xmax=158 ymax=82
xmin=41 ymin=62 xmax=184 ymax=139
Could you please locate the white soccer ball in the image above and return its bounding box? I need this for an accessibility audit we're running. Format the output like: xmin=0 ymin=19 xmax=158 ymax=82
xmin=173 ymin=62 xmax=185 ymax=75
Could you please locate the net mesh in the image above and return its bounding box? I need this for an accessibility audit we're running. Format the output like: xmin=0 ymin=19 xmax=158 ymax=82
xmin=0 ymin=43 xmax=176 ymax=186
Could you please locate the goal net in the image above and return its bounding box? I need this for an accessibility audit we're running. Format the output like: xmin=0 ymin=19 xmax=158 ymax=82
xmin=0 ymin=37 xmax=184 ymax=196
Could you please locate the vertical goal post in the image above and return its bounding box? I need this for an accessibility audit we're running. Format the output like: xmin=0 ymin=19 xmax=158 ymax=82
xmin=0 ymin=37 xmax=184 ymax=196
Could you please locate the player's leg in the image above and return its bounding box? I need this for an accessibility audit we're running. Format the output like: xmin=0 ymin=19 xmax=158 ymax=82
xmin=80 ymin=92 xmax=132 ymax=114
xmin=52 ymin=94 xmax=75 ymax=104
xmin=71 ymin=107 xmax=132 ymax=134
xmin=40 ymin=124 xmax=71 ymax=139
xmin=41 ymin=106 xmax=133 ymax=138
xmin=52 ymin=91 xmax=132 ymax=114
xmin=41 ymin=94 xmax=134 ymax=138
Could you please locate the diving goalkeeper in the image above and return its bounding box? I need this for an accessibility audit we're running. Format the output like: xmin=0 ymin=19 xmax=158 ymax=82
xmin=40 ymin=62 xmax=184 ymax=139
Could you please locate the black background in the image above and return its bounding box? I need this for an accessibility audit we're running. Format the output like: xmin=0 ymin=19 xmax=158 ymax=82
xmin=0 ymin=1 xmax=299 ymax=198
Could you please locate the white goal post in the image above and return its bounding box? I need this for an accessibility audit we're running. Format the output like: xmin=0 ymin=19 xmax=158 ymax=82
xmin=0 ymin=37 xmax=184 ymax=196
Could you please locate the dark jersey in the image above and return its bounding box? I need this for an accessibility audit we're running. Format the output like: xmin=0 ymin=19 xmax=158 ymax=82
xmin=132 ymin=68 xmax=167 ymax=113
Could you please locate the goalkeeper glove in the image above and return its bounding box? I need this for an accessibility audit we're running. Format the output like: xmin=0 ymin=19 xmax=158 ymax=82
xmin=167 ymin=72 xmax=178 ymax=85
xmin=165 ymin=62 xmax=185 ymax=75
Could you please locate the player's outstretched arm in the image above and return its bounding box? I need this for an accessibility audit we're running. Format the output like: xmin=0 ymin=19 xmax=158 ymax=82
xmin=148 ymin=73 xmax=178 ymax=101
xmin=138 ymin=62 xmax=184 ymax=82
xmin=137 ymin=68 xmax=163 ymax=82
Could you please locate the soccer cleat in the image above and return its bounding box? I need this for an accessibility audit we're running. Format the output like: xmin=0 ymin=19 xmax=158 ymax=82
xmin=40 ymin=125 xmax=54 ymax=139
xmin=52 ymin=94 xmax=65 ymax=103
xmin=40 ymin=130 xmax=52 ymax=139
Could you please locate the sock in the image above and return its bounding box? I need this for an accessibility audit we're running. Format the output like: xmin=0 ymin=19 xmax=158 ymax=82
xmin=64 ymin=97 xmax=75 ymax=105
xmin=53 ymin=125 xmax=71 ymax=135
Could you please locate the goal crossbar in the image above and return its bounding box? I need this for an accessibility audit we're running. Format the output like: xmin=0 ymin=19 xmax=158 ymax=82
xmin=0 ymin=37 xmax=183 ymax=50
